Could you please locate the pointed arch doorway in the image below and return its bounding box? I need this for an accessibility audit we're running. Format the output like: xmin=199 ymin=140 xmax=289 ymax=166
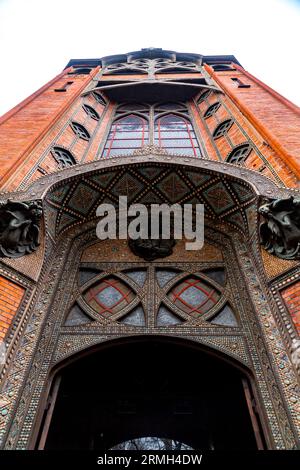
xmin=37 ymin=336 xmax=266 ymax=450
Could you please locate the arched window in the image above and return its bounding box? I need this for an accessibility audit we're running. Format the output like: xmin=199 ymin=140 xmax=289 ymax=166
xmin=227 ymin=144 xmax=252 ymax=165
xmin=197 ymin=89 xmax=211 ymax=103
xmin=68 ymin=67 xmax=92 ymax=75
xmin=70 ymin=122 xmax=90 ymax=140
xmin=154 ymin=114 xmax=201 ymax=157
xmin=82 ymin=104 xmax=100 ymax=120
xmin=51 ymin=147 xmax=76 ymax=168
xmin=213 ymin=119 xmax=233 ymax=139
xmin=103 ymin=114 xmax=148 ymax=158
xmin=92 ymin=92 xmax=106 ymax=105
xmin=204 ymin=102 xmax=221 ymax=118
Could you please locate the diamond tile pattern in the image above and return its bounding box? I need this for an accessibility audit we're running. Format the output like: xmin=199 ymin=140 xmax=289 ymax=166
xmin=203 ymin=181 xmax=235 ymax=215
xmin=45 ymin=165 xmax=255 ymax=236
xmin=169 ymin=277 xmax=220 ymax=317
xmin=158 ymin=173 xmax=190 ymax=202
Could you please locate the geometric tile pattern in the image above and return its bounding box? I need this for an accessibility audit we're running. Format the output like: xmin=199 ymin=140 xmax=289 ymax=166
xmin=44 ymin=163 xmax=256 ymax=237
xmin=202 ymin=181 xmax=235 ymax=215
xmin=157 ymin=173 xmax=190 ymax=202
xmin=168 ymin=277 xmax=220 ymax=317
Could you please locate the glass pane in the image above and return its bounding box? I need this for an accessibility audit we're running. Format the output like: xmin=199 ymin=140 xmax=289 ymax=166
xmin=110 ymin=139 xmax=143 ymax=148
xmin=64 ymin=304 xmax=92 ymax=326
xmin=124 ymin=270 xmax=147 ymax=286
xmin=156 ymin=305 xmax=183 ymax=326
xmin=79 ymin=268 xmax=101 ymax=286
xmin=110 ymin=437 xmax=193 ymax=450
xmin=84 ymin=277 xmax=135 ymax=316
xmin=168 ymin=277 xmax=220 ymax=316
xmin=108 ymin=131 xmax=149 ymax=140
xmin=202 ymin=268 xmax=226 ymax=286
xmin=154 ymin=131 xmax=190 ymax=139
xmin=160 ymin=139 xmax=194 ymax=147
xmin=156 ymin=269 xmax=179 ymax=287
xmin=210 ymin=304 xmax=238 ymax=326
xmin=119 ymin=305 xmax=146 ymax=326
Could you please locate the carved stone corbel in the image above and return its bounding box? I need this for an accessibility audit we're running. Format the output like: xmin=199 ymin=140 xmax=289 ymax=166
xmin=0 ymin=200 xmax=43 ymax=258
xmin=258 ymin=196 xmax=300 ymax=260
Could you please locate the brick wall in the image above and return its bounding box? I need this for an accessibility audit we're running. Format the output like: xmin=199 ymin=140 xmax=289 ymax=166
xmin=281 ymin=282 xmax=300 ymax=334
xmin=0 ymin=276 xmax=25 ymax=340
xmin=205 ymin=64 xmax=300 ymax=183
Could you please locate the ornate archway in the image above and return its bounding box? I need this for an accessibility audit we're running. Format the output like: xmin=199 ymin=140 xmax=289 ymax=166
xmin=38 ymin=336 xmax=263 ymax=450
xmin=0 ymin=154 xmax=299 ymax=449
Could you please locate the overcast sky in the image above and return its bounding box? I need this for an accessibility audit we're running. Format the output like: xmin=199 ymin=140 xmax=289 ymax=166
xmin=0 ymin=0 xmax=299 ymax=117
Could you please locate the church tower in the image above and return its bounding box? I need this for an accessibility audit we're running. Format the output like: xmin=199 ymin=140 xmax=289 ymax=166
xmin=0 ymin=48 xmax=299 ymax=450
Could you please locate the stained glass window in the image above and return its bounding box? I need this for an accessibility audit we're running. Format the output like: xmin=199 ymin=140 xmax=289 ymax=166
xmin=83 ymin=277 xmax=135 ymax=316
xmin=213 ymin=119 xmax=233 ymax=139
xmin=154 ymin=114 xmax=201 ymax=157
xmin=71 ymin=122 xmax=90 ymax=140
xmin=102 ymin=114 xmax=149 ymax=158
xmin=227 ymin=144 xmax=252 ymax=165
xmin=168 ymin=277 xmax=220 ymax=316
xmin=83 ymin=104 xmax=100 ymax=120
xmin=197 ymin=89 xmax=210 ymax=103
xmin=92 ymin=92 xmax=106 ymax=105
xmin=204 ymin=102 xmax=221 ymax=118
xmin=51 ymin=147 xmax=76 ymax=168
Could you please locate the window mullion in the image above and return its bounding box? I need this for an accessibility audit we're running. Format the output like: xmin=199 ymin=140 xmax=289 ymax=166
xmin=149 ymin=106 xmax=154 ymax=146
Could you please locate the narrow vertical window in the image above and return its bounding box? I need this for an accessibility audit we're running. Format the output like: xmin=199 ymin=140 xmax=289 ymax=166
xmin=154 ymin=114 xmax=201 ymax=157
xmin=102 ymin=114 xmax=148 ymax=158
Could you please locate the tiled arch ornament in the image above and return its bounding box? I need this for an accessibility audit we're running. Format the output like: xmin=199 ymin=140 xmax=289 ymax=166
xmin=0 ymin=222 xmax=298 ymax=450
xmin=0 ymin=154 xmax=299 ymax=449
xmin=0 ymin=151 xmax=296 ymax=245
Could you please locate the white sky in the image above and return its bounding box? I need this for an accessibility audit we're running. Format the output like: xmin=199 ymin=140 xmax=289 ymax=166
xmin=0 ymin=0 xmax=299 ymax=117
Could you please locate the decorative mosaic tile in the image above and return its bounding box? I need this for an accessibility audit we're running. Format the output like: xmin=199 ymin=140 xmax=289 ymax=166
xmin=141 ymin=190 xmax=163 ymax=204
xmin=157 ymin=173 xmax=190 ymax=202
xmin=185 ymin=171 xmax=211 ymax=187
xmin=47 ymin=184 xmax=71 ymax=204
xmin=139 ymin=167 xmax=163 ymax=180
xmin=89 ymin=171 xmax=117 ymax=188
xmin=203 ymin=182 xmax=235 ymax=215
xmin=226 ymin=212 xmax=245 ymax=231
xmin=112 ymin=173 xmax=143 ymax=202
xmin=68 ymin=183 xmax=99 ymax=215
xmin=231 ymin=181 xmax=253 ymax=203
xmin=57 ymin=212 xmax=79 ymax=233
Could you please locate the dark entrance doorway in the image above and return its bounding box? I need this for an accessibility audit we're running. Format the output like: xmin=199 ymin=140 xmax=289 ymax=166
xmin=41 ymin=337 xmax=263 ymax=450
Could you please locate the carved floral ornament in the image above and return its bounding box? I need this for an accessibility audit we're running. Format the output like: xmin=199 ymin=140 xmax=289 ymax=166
xmin=0 ymin=200 xmax=43 ymax=258
xmin=259 ymin=196 xmax=300 ymax=260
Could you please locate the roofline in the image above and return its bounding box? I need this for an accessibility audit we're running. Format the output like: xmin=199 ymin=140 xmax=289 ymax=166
xmin=64 ymin=49 xmax=242 ymax=69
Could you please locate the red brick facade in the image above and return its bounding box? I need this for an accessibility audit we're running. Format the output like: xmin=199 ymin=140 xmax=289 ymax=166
xmin=281 ymin=282 xmax=300 ymax=334
xmin=0 ymin=276 xmax=24 ymax=340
